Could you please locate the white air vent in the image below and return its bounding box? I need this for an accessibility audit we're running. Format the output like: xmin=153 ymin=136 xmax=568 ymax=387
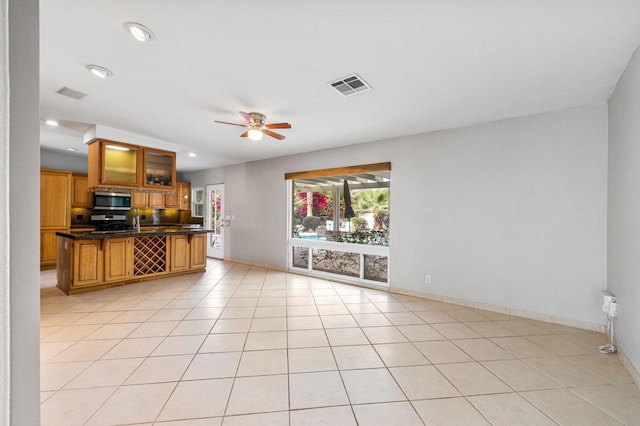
xmin=56 ymin=87 xmax=87 ymax=100
xmin=328 ymin=74 xmax=372 ymax=96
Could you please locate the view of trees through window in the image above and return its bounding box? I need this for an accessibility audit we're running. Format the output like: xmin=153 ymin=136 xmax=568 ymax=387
xmin=291 ymin=173 xmax=390 ymax=246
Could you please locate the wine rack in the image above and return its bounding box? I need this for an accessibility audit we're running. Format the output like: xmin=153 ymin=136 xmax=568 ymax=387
xmin=134 ymin=236 xmax=167 ymax=276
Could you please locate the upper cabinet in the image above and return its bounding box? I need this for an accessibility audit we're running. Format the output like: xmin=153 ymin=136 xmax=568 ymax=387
xmin=41 ymin=169 xmax=72 ymax=229
xmin=88 ymin=139 xmax=176 ymax=192
xmin=165 ymin=182 xmax=191 ymax=210
xmin=143 ymin=149 xmax=176 ymax=190
xmin=72 ymin=174 xmax=93 ymax=208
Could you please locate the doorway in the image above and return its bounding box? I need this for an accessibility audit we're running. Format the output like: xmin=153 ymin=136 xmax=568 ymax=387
xmin=205 ymin=184 xmax=225 ymax=259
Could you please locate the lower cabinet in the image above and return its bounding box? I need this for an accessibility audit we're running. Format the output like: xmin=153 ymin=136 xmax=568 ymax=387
xmin=170 ymin=234 xmax=190 ymax=272
xmin=57 ymin=232 xmax=209 ymax=294
xmin=73 ymin=240 xmax=104 ymax=287
xmin=104 ymin=238 xmax=133 ymax=282
xmin=190 ymin=234 xmax=206 ymax=269
xmin=42 ymin=230 xmax=64 ymax=268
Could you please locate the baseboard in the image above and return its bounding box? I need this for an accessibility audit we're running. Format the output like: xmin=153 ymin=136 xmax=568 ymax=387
xmin=390 ymin=286 xmax=605 ymax=333
xmin=614 ymin=341 xmax=640 ymax=389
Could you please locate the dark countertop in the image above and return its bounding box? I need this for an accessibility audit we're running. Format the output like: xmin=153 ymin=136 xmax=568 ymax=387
xmin=57 ymin=227 xmax=213 ymax=240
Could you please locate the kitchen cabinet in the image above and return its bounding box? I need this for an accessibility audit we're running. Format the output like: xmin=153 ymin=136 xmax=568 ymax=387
xmin=170 ymin=234 xmax=190 ymax=272
xmin=72 ymin=174 xmax=93 ymax=208
xmin=189 ymin=234 xmax=206 ymax=269
xmin=88 ymin=139 xmax=141 ymax=189
xmin=57 ymin=230 xmax=210 ymax=294
xmin=73 ymin=240 xmax=104 ymax=287
xmin=131 ymin=192 xmax=148 ymax=208
xmin=41 ymin=169 xmax=72 ymax=229
xmin=104 ymin=237 xmax=133 ymax=282
xmin=148 ymin=192 xmax=165 ymax=209
xmin=131 ymin=192 xmax=167 ymax=209
xmin=41 ymin=169 xmax=71 ymax=268
xmin=179 ymin=182 xmax=191 ymax=210
xmin=142 ymin=148 xmax=176 ymax=190
xmin=165 ymin=182 xmax=191 ymax=210
xmin=88 ymin=139 xmax=177 ymax=193
xmin=41 ymin=230 xmax=60 ymax=267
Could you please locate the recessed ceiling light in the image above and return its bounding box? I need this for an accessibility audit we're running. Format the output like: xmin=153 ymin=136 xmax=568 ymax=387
xmin=66 ymin=147 xmax=78 ymax=152
xmin=86 ymin=64 xmax=113 ymax=79
xmin=124 ymin=22 xmax=156 ymax=42
xmin=45 ymin=119 xmax=59 ymax=126
xmin=248 ymin=129 xmax=263 ymax=141
xmin=188 ymin=152 xmax=197 ymax=158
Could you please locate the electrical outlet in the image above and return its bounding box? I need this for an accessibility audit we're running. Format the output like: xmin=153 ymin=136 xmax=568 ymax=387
xmin=425 ymin=275 xmax=432 ymax=284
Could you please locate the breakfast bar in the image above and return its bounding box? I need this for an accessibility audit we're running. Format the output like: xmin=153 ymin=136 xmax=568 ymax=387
xmin=56 ymin=226 xmax=213 ymax=294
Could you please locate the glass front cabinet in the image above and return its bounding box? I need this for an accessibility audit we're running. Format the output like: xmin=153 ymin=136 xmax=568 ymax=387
xmin=88 ymin=139 xmax=176 ymax=191
xmin=142 ymin=148 xmax=176 ymax=190
xmin=88 ymin=140 xmax=141 ymax=188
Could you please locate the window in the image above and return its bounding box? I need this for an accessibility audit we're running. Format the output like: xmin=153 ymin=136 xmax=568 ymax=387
xmin=286 ymin=163 xmax=390 ymax=285
xmin=191 ymin=187 xmax=204 ymax=217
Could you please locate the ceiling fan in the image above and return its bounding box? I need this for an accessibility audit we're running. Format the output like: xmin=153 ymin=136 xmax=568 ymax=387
xmin=214 ymin=111 xmax=291 ymax=141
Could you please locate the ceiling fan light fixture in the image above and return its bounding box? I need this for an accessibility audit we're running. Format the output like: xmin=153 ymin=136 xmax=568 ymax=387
xmin=86 ymin=64 xmax=112 ymax=79
xmin=124 ymin=22 xmax=156 ymax=42
xmin=248 ymin=129 xmax=263 ymax=141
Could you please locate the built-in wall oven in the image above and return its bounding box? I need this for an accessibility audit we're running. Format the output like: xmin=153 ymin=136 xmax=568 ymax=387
xmin=93 ymin=192 xmax=132 ymax=211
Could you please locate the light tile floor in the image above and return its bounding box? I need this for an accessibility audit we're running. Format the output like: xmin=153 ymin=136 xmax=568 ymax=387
xmin=40 ymin=260 xmax=640 ymax=425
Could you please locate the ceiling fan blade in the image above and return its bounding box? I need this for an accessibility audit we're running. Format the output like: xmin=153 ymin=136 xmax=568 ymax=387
xmin=239 ymin=131 xmax=249 ymax=138
xmin=214 ymin=120 xmax=247 ymax=128
xmin=239 ymin=111 xmax=252 ymax=123
xmin=265 ymin=122 xmax=291 ymax=129
xmin=263 ymin=129 xmax=285 ymax=140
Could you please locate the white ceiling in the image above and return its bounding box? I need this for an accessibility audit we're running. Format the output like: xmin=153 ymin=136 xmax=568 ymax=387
xmin=39 ymin=0 xmax=640 ymax=171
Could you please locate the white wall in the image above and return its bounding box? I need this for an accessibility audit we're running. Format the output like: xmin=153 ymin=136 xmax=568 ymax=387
xmin=41 ymin=147 xmax=88 ymax=173
xmin=608 ymin=46 xmax=640 ymax=378
xmin=4 ymin=0 xmax=41 ymax=424
xmin=0 ymin=0 xmax=10 ymax=421
xmin=186 ymin=104 xmax=608 ymax=326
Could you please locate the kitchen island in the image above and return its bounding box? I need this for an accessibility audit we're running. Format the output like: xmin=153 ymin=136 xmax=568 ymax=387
xmin=56 ymin=226 xmax=212 ymax=294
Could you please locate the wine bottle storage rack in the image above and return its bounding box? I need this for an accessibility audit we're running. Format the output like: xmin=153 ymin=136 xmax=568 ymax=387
xmin=134 ymin=236 xmax=167 ymax=276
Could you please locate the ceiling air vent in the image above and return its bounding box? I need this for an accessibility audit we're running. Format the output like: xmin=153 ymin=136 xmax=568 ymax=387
xmin=56 ymin=86 xmax=87 ymax=100
xmin=328 ymin=74 xmax=372 ymax=96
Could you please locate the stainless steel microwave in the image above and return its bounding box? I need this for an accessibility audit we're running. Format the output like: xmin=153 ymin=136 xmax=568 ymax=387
xmin=93 ymin=192 xmax=132 ymax=210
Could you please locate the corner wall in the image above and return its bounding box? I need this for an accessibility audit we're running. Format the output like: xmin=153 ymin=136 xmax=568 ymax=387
xmin=5 ymin=0 xmax=41 ymax=424
xmin=608 ymin=46 xmax=640 ymax=378
xmin=186 ymin=104 xmax=608 ymax=327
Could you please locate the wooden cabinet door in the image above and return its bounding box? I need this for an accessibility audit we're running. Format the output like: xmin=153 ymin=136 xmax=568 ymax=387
xmin=41 ymin=169 xmax=71 ymax=229
xmin=148 ymin=192 xmax=165 ymax=209
xmin=179 ymin=182 xmax=191 ymax=210
xmin=142 ymin=148 xmax=176 ymax=190
xmin=73 ymin=240 xmax=103 ymax=287
xmin=41 ymin=230 xmax=60 ymax=267
xmin=104 ymin=238 xmax=133 ymax=282
xmin=189 ymin=234 xmax=206 ymax=269
xmin=72 ymin=174 xmax=93 ymax=208
xmin=164 ymin=186 xmax=179 ymax=208
xmin=170 ymin=235 xmax=190 ymax=272
xmin=131 ymin=192 xmax=148 ymax=208
xmin=96 ymin=140 xmax=140 ymax=187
